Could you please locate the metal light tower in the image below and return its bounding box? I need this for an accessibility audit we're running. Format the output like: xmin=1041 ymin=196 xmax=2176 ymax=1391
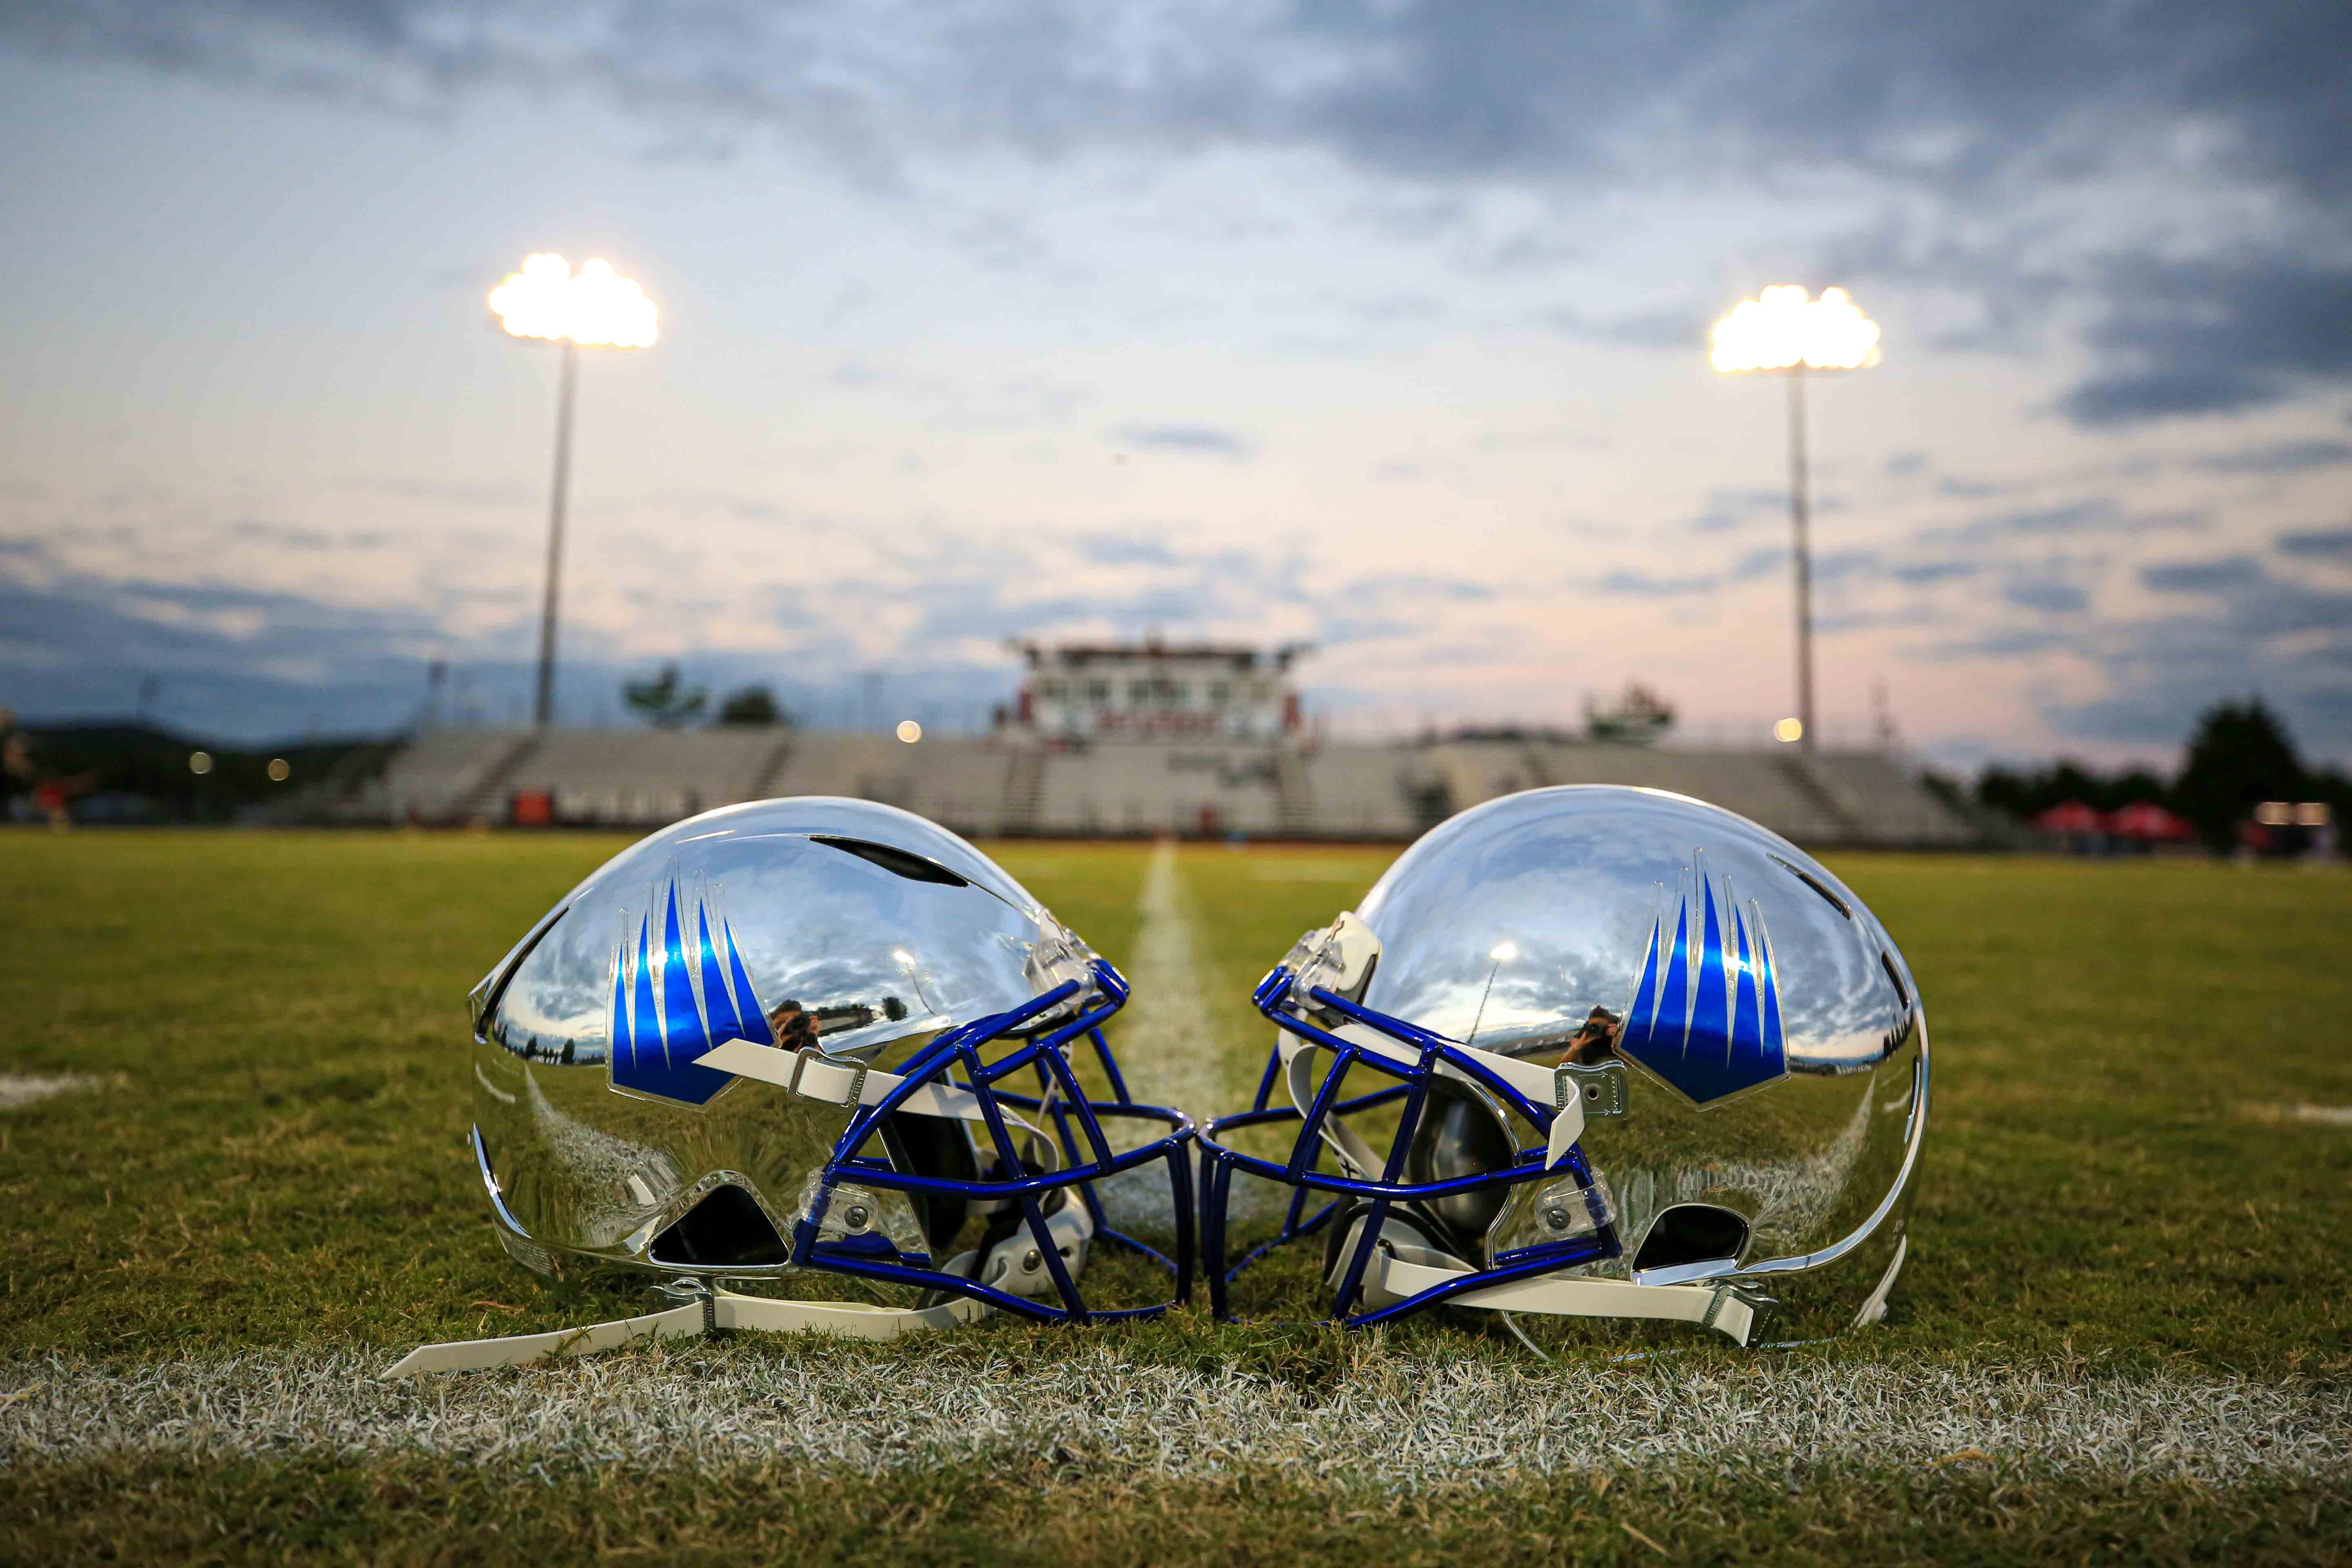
xmin=488 ymin=254 xmax=659 ymax=728
xmin=1710 ymin=285 xmax=1880 ymax=751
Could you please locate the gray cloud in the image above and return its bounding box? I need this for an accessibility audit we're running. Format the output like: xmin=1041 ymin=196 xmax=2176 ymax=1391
xmin=2277 ymin=527 xmax=2352 ymax=558
xmin=1342 ymin=572 xmax=1494 ymax=604
xmin=1594 ymin=570 xmax=1715 ymax=598
xmin=2057 ymin=257 xmax=2352 ymax=426
xmin=10 ymin=2 xmax=2351 ymax=430
xmin=1891 ymin=561 xmax=1979 ymax=584
xmin=1934 ymin=477 xmax=2014 ymax=500
xmin=1111 ymin=424 xmax=1256 ymax=459
xmin=2138 ymin=557 xmax=2352 ymax=637
xmin=2002 ymin=577 xmax=2089 ymax=613
xmin=2016 ymin=549 xmax=2352 ymax=748
xmin=1542 ymin=303 xmax=1708 ymax=351
xmin=2141 ymin=555 xmax=2265 ymax=593
xmin=2191 ymin=438 xmax=2352 ymax=475
xmin=0 ymin=553 xmax=462 ymax=738
xmin=1685 ymin=488 xmax=1784 ymax=534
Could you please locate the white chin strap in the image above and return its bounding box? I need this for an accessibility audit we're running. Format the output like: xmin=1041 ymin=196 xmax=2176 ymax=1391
xmin=695 ymin=1038 xmax=1040 ymax=1130
xmin=384 ymin=1285 xmax=989 ymax=1378
xmin=1329 ymin=1212 xmax=1757 ymax=1347
xmin=390 ymin=1197 xmax=1096 ymax=1378
xmin=391 ymin=1196 xmax=1097 ymax=1376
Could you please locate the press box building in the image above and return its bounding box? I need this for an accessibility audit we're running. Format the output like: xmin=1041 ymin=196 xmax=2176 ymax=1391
xmin=1007 ymin=639 xmax=1311 ymax=741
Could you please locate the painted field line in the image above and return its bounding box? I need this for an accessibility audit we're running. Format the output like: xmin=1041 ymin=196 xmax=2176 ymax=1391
xmin=0 ymin=1074 xmax=101 ymax=1111
xmin=2244 ymin=1102 xmax=2352 ymax=1127
xmin=4 ymin=1348 xmax=2346 ymax=1484
xmin=1098 ymin=838 xmax=1290 ymax=1225
xmin=1116 ymin=839 xmax=1235 ymax=1121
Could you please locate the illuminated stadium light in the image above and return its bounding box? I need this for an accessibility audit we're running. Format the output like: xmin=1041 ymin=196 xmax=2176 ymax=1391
xmin=896 ymin=719 xmax=923 ymax=744
xmin=1712 ymin=286 xmax=1883 ymax=752
xmin=1774 ymin=717 xmax=1804 ymax=744
xmin=488 ymin=254 xmax=659 ymax=348
xmin=490 ymin=253 xmax=660 ymax=728
xmin=1710 ymin=285 xmax=1880 ymax=373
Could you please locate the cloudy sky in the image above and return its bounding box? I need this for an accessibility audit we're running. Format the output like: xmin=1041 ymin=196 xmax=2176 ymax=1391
xmin=3 ymin=1 xmax=2348 ymax=766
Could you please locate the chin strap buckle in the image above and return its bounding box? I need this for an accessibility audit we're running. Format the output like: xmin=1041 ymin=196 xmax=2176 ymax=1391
xmin=786 ymin=1046 xmax=869 ymax=1108
xmin=1702 ymin=1282 xmax=1773 ymax=1338
xmin=650 ymin=1276 xmax=718 ymax=1332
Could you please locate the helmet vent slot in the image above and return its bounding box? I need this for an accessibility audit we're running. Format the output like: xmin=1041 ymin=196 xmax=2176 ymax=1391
xmin=1879 ymin=950 xmax=1911 ymax=1009
xmin=648 ymin=1184 xmax=791 ymax=1267
xmin=1630 ymin=1203 xmax=1749 ymax=1284
xmin=810 ymin=835 xmax=970 ymax=887
xmin=1768 ymin=854 xmax=1852 ymax=920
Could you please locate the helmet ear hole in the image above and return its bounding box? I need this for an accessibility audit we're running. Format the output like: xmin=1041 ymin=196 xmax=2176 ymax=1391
xmin=879 ymin=1112 xmax=978 ymax=1252
xmin=649 ymin=1184 xmax=791 ymax=1268
xmin=1630 ymin=1203 xmax=1749 ymax=1283
xmin=1402 ymin=1081 xmax=1517 ymax=1255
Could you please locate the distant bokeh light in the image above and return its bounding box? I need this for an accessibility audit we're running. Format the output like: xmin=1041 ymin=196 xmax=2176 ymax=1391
xmin=188 ymin=750 xmax=213 ymax=775
xmin=1773 ymin=717 xmax=1805 ymax=744
xmin=489 ymin=254 xmax=659 ymax=348
xmin=1711 ymin=285 xmax=1880 ymax=372
xmin=896 ymin=719 xmax=923 ymax=744
xmin=267 ymin=758 xmax=291 ymax=782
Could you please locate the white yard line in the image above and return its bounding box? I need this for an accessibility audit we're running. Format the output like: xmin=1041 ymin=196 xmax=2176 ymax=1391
xmin=1116 ymin=839 xmax=1238 ymax=1120
xmin=0 ymin=1074 xmax=101 ymax=1111
xmin=1091 ymin=837 xmax=1289 ymax=1227
xmin=2244 ymin=1102 xmax=2352 ymax=1127
xmin=4 ymin=1347 xmax=2345 ymax=1484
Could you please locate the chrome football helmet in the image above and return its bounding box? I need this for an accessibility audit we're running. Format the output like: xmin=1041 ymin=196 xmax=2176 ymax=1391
xmin=394 ymin=798 xmax=1193 ymax=1374
xmin=1198 ymin=785 xmax=1924 ymax=1348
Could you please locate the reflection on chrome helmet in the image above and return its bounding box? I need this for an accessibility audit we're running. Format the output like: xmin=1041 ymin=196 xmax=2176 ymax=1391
xmin=444 ymin=798 xmax=1193 ymax=1363
xmin=1199 ymin=785 xmax=1924 ymax=1347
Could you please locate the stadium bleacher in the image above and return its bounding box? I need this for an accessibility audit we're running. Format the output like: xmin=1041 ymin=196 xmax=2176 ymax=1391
xmin=505 ymin=729 xmax=791 ymax=826
xmin=373 ymin=729 xmax=534 ymax=824
xmin=344 ymin=727 xmax=1987 ymax=847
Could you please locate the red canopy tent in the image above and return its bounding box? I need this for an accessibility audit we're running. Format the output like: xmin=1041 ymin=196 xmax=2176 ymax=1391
xmin=2032 ymin=800 xmax=2106 ymax=835
xmin=2107 ymin=800 xmax=2194 ymax=842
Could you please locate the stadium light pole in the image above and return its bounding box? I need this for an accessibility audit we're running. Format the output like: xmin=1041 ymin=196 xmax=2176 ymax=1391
xmin=1709 ymin=286 xmax=1880 ymax=752
xmin=488 ymin=254 xmax=659 ymax=728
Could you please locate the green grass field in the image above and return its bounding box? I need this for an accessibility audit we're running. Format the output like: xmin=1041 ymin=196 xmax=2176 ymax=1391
xmin=4 ymin=831 xmax=2350 ymax=1564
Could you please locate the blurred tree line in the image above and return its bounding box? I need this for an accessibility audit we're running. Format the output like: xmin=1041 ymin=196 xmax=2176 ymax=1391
xmin=1957 ymin=699 xmax=2350 ymax=851
xmin=623 ymin=664 xmax=794 ymax=729
xmin=0 ymin=719 xmax=394 ymax=824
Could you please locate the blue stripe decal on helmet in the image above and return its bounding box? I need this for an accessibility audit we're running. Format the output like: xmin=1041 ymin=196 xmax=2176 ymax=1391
xmin=722 ymin=917 xmax=775 ymax=1047
xmin=1619 ymin=857 xmax=1789 ymax=1106
xmin=694 ymin=898 xmax=745 ymax=1047
xmin=1688 ymin=875 xmax=1731 ymax=1074
xmin=608 ymin=881 xmax=762 ymax=1106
